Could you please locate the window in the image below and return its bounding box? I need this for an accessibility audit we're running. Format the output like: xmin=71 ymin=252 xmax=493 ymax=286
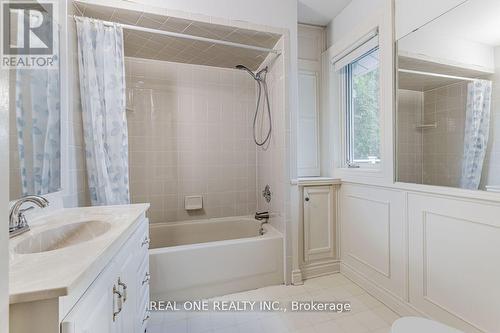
xmin=336 ymin=38 xmax=380 ymax=168
xmin=345 ymin=47 xmax=380 ymax=167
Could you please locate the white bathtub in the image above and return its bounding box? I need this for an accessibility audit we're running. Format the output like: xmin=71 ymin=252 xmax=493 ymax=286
xmin=149 ymin=216 xmax=284 ymax=301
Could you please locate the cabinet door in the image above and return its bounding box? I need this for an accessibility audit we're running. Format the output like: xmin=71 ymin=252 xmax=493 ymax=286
xmin=61 ymin=262 xmax=118 ymax=333
xmin=115 ymin=252 xmax=138 ymax=333
xmin=303 ymin=186 xmax=335 ymax=262
xmin=115 ymin=218 xmax=149 ymax=333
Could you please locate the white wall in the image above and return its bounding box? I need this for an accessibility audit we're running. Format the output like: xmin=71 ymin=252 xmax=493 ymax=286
xmin=0 ymin=54 xmax=9 ymax=333
xmin=327 ymin=0 xmax=467 ymax=47
xmin=326 ymin=0 xmax=384 ymax=47
xmin=395 ymin=0 xmax=466 ymax=39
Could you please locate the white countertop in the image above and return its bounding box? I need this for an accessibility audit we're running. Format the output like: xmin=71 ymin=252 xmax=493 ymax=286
xmin=291 ymin=177 xmax=342 ymax=186
xmin=9 ymin=204 xmax=149 ymax=304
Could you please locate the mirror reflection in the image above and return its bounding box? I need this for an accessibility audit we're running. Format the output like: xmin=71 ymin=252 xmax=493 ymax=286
xmin=396 ymin=0 xmax=500 ymax=191
xmin=9 ymin=6 xmax=61 ymax=200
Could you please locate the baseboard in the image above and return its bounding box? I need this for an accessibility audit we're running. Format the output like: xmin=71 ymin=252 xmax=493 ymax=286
xmin=301 ymin=259 xmax=340 ymax=280
xmin=340 ymin=262 xmax=424 ymax=317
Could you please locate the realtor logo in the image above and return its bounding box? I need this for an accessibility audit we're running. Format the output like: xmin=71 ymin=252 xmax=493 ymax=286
xmin=1 ymin=1 xmax=58 ymax=68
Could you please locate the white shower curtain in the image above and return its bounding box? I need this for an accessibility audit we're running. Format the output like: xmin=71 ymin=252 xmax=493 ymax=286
xmin=76 ymin=17 xmax=130 ymax=205
xmin=460 ymin=79 xmax=492 ymax=190
xmin=15 ymin=10 xmax=61 ymax=196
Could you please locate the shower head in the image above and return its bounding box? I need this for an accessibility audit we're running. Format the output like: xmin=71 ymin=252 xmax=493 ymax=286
xmin=235 ymin=64 xmax=257 ymax=80
xmin=235 ymin=64 xmax=269 ymax=81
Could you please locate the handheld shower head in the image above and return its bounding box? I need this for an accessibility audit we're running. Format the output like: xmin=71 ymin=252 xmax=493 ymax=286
xmin=235 ymin=64 xmax=257 ymax=80
xmin=235 ymin=64 xmax=272 ymax=147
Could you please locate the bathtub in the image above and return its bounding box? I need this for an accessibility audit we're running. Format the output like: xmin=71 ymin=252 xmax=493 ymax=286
xmin=149 ymin=216 xmax=284 ymax=301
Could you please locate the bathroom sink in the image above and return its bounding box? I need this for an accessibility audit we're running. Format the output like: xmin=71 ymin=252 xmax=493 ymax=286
xmin=14 ymin=220 xmax=112 ymax=254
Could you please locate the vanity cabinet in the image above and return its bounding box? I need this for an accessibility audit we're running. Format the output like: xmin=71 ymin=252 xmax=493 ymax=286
xmin=61 ymin=218 xmax=150 ymax=333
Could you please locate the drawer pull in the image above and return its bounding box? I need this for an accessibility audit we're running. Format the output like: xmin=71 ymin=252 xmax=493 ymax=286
xmin=113 ymin=285 xmax=123 ymax=321
xmin=141 ymin=236 xmax=150 ymax=248
xmin=142 ymin=272 xmax=150 ymax=286
xmin=118 ymin=277 xmax=127 ymax=302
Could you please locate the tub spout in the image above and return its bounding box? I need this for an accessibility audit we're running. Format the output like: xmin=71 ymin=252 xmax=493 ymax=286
xmin=255 ymin=211 xmax=269 ymax=235
xmin=255 ymin=211 xmax=269 ymax=220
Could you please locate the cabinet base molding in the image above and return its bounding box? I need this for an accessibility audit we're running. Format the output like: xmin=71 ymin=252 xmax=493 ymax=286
xmin=340 ymin=263 xmax=423 ymax=318
xmin=291 ymin=269 xmax=304 ymax=285
xmin=301 ymin=259 xmax=340 ymax=280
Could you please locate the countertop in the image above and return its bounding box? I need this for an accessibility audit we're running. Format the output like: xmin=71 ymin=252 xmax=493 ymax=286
xmin=9 ymin=204 xmax=149 ymax=304
xmin=290 ymin=177 xmax=342 ymax=186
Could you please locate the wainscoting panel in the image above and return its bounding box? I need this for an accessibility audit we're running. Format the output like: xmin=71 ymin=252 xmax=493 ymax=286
xmin=408 ymin=193 xmax=500 ymax=333
xmin=340 ymin=184 xmax=406 ymax=299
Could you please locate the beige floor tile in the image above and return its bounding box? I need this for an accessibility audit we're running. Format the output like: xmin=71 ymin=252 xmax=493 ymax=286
xmin=149 ymin=273 xmax=402 ymax=333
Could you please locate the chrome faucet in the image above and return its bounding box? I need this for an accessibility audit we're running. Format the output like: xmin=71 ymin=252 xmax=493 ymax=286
xmin=255 ymin=211 xmax=269 ymax=235
xmin=9 ymin=195 xmax=49 ymax=238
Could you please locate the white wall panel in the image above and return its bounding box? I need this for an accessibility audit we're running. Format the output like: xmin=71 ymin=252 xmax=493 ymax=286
xmin=298 ymin=72 xmax=320 ymax=176
xmin=408 ymin=193 xmax=500 ymax=333
xmin=340 ymin=184 xmax=406 ymax=299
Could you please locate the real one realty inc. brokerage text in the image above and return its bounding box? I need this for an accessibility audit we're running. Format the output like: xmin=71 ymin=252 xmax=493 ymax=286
xmin=149 ymin=300 xmax=352 ymax=313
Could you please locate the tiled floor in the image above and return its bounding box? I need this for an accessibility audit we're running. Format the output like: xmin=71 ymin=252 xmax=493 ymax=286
xmin=147 ymin=273 xmax=400 ymax=333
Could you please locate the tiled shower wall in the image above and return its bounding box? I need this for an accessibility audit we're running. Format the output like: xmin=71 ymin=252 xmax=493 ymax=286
xmin=397 ymin=89 xmax=423 ymax=184
xmin=256 ymin=37 xmax=288 ymax=234
xmin=125 ymin=57 xmax=257 ymax=223
xmin=422 ymin=82 xmax=467 ymax=187
xmin=398 ymin=83 xmax=468 ymax=188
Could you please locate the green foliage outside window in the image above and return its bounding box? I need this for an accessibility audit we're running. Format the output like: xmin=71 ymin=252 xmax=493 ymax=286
xmin=351 ymin=60 xmax=380 ymax=162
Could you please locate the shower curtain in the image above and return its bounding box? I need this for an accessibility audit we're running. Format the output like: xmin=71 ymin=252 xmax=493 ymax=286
xmin=15 ymin=68 xmax=61 ymax=196
xmin=460 ymin=79 xmax=492 ymax=190
xmin=76 ymin=17 xmax=130 ymax=205
xmin=15 ymin=11 xmax=61 ymax=196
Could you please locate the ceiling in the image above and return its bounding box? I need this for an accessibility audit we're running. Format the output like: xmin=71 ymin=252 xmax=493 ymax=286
xmin=73 ymin=1 xmax=281 ymax=70
xmin=298 ymin=0 xmax=351 ymax=26
xmin=398 ymin=56 xmax=491 ymax=91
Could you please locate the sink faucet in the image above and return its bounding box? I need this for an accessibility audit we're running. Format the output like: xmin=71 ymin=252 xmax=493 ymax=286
xmin=255 ymin=211 xmax=269 ymax=235
xmin=9 ymin=195 xmax=49 ymax=238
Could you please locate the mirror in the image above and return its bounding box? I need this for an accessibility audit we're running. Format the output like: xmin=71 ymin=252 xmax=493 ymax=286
xmin=8 ymin=4 xmax=62 ymax=200
xmin=396 ymin=0 xmax=500 ymax=191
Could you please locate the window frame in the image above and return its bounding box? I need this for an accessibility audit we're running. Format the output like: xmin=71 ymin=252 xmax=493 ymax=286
xmin=342 ymin=45 xmax=381 ymax=169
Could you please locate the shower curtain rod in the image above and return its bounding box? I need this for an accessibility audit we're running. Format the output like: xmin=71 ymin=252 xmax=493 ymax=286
xmin=398 ymin=68 xmax=477 ymax=82
xmin=73 ymin=15 xmax=281 ymax=55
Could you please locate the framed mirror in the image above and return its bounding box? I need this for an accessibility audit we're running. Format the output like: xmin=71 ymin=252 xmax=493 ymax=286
xmin=8 ymin=2 xmax=64 ymax=201
xmin=395 ymin=0 xmax=500 ymax=192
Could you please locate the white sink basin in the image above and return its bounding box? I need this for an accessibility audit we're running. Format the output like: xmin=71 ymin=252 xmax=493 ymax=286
xmin=15 ymin=220 xmax=112 ymax=254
